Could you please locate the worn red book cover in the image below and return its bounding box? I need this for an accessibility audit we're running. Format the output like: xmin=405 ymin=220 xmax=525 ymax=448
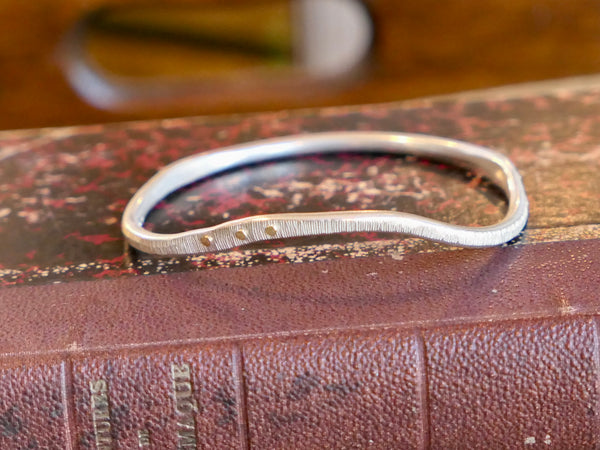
xmin=0 ymin=82 xmax=598 ymax=448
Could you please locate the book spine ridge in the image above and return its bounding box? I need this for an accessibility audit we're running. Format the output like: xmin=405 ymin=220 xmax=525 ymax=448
xmin=0 ymin=314 xmax=598 ymax=448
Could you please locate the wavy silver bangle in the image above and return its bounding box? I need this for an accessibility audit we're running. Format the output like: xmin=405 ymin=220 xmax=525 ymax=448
xmin=122 ymin=131 xmax=529 ymax=255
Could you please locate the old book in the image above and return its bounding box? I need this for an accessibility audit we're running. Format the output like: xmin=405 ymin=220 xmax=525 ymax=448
xmin=0 ymin=80 xmax=598 ymax=448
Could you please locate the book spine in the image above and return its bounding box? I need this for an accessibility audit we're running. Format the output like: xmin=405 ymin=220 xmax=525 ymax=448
xmin=0 ymin=316 xmax=597 ymax=449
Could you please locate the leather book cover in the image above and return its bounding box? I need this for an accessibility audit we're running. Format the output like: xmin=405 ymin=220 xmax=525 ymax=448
xmin=0 ymin=80 xmax=598 ymax=448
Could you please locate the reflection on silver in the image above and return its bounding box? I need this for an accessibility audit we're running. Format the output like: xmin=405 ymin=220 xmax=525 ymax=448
xmin=122 ymin=131 xmax=529 ymax=255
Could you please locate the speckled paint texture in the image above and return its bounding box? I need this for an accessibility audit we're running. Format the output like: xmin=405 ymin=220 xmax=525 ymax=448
xmin=0 ymin=89 xmax=598 ymax=286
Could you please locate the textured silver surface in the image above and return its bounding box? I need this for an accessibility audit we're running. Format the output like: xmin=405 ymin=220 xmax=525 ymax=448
xmin=121 ymin=132 xmax=529 ymax=255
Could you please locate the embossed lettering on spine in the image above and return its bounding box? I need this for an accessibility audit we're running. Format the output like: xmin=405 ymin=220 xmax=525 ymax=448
xmin=171 ymin=363 xmax=198 ymax=449
xmin=89 ymin=379 xmax=112 ymax=450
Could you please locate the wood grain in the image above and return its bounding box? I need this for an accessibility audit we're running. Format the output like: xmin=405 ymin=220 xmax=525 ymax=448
xmin=2 ymin=0 xmax=600 ymax=129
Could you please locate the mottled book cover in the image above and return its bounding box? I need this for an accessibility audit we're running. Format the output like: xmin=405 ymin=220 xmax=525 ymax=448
xmin=0 ymin=87 xmax=598 ymax=287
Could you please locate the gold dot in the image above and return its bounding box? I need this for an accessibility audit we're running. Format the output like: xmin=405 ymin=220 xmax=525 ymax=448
xmin=265 ymin=225 xmax=277 ymax=236
xmin=235 ymin=229 xmax=248 ymax=240
xmin=200 ymin=235 xmax=212 ymax=247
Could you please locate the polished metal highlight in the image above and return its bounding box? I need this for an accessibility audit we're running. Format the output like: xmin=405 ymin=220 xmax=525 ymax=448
xmin=122 ymin=131 xmax=529 ymax=255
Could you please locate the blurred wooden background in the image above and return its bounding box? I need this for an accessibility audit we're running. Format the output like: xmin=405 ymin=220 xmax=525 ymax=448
xmin=2 ymin=0 xmax=600 ymax=130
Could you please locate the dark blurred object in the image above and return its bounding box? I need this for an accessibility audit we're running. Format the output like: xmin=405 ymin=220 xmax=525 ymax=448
xmin=3 ymin=0 xmax=600 ymax=130
xmin=60 ymin=1 xmax=373 ymax=112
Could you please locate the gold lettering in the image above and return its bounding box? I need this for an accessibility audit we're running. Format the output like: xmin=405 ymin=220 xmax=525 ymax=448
xmin=174 ymin=384 xmax=192 ymax=400
xmin=89 ymin=379 xmax=107 ymax=394
xmin=138 ymin=429 xmax=151 ymax=447
xmin=91 ymin=394 xmax=109 ymax=409
xmin=171 ymin=363 xmax=191 ymax=381
xmin=170 ymin=363 xmax=198 ymax=449
xmin=93 ymin=410 xmax=110 ymax=422
xmin=176 ymin=415 xmax=196 ymax=430
xmin=94 ymin=421 xmax=111 ymax=433
xmin=89 ymin=379 xmax=113 ymax=450
xmin=174 ymin=381 xmax=192 ymax=393
xmin=177 ymin=429 xmax=197 ymax=448
xmin=176 ymin=400 xmax=197 ymax=415
xmin=96 ymin=435 xmax=112 ymax=447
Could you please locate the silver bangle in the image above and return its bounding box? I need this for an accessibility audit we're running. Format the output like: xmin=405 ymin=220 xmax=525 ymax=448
xmin=122 ymin=131 xmax=529 ymax=255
